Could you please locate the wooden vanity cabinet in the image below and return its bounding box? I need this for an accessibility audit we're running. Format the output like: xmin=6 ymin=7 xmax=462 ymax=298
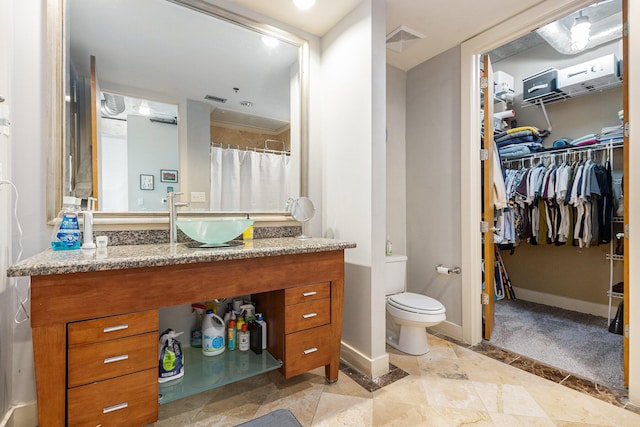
xmin=28 ymin=249 xmax=346 ymax=426
xmin=254 ymin=282 xmax=335 ymax=379
xmin=66 ymin=311 xmax=159 ymax=426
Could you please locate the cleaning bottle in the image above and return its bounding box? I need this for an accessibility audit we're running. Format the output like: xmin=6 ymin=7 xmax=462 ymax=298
xmin=243 ymin=214 xmax=254 ymax=240
xmin=191 ymin=303 xmax=206 ymax=348
xmin=51 ymin=196 xmax=82 ymax=251
xmin=158 ymin=329 xmax=184 ymax=383
xmin=236 ymin=313 xmax=245 ymax=335
xmin=256 ymin=313 xmax=267 ymax=350
xmin=202 ymin=309 xmax=225 ymax=356
xmin=248 ymin=319 xmax=262 ymax=354
xmin=223 ymin=302 xmax=232 ymax=328
xmin=238 ymin=323 xmax=250 ymax=351
xmin=227 ymin=312 xmax=237 ymax=350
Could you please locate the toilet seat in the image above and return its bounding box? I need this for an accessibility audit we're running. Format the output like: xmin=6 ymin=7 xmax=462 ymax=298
xmin=387 ymin=292 xmax=445 ymax=315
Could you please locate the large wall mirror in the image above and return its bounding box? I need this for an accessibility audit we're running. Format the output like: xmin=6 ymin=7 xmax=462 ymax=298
xmin=46 ymin=0 xmax=309 ymax=223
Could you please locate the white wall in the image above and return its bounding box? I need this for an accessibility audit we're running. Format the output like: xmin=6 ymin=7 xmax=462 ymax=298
xmin=405 ymin=47 xmax=463 ymax=336
xmin=321 ymin=0 xmax=388 ymax=378
xmin=184 ymin=99 xmax=211 ymax=210
xmin=627 ymin=0 xmax=640 ymax=406
xmin=0 ymin=0 xmax=13 ymax=419
xmin=127 ymin=115 xmax=178 ymax=211
xmin=8 ymin=0 xmax=48 ymax=410
xmin=386 ymin=65 xmax=407 ymax=255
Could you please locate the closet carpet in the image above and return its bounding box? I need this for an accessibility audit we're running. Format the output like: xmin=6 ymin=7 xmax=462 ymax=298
xmin=490 ymin=299 xmax=624 ymax=389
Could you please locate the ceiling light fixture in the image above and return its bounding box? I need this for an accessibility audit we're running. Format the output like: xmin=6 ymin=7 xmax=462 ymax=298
xmin=571 ymin=11 xmax=591 ymax=51
xmin=137 ymin=100 xmax=152 ymax=116
xmin=293 ymin=0 xmax=315 ymax=11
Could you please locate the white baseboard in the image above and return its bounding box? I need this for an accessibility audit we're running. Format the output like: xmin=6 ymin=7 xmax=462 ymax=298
xmin=0 ymin=402 xmax=37 ymax=427
xmin=513 ymin=287 xmax=614 ymax=319
xmin=340 ymin=341 xmax=390 ymax=379
xmin=429 ymin=320 xmax=463 ymax=343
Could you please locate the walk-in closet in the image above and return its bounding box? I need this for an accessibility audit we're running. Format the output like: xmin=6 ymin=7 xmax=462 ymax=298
xmin=483 ymin=0 xmax=626 ymax=390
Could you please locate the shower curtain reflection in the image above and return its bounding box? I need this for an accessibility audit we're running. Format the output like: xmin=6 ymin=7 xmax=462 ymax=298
xmin=210 ymin=146 xmax=291 ymax=211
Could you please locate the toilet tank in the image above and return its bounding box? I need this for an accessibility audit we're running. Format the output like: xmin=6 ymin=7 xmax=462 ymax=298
xmin=385 ymin=254 xmax=408 ymax=295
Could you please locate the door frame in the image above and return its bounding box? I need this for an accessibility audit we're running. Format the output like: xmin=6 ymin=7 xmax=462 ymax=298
xmin=460 ymin=0 xmax=639 ymax=403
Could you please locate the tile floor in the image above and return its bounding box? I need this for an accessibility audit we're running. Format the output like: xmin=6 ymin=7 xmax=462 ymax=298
xmin=153 ymin=334 xmax=640 ymax=426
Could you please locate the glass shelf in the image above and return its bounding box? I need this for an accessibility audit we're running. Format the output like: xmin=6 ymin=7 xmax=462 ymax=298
xmin=158 ymin=347 xmax=282 ymax=405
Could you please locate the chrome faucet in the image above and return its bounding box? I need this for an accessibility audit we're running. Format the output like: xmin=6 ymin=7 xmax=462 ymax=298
xmin=168 ymin=192 xmax=189 ymax=244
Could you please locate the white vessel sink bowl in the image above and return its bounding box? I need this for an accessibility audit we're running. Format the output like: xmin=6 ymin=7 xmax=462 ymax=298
xmin=176 ymin=219 xmax=254 ymax=245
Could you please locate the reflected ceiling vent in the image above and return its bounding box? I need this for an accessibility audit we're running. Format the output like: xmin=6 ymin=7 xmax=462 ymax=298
xmin=386 ymin=25 xmax=425 ymax=53
xmin=204 ymin=94 xmax=228 ymax=103
xmin=101 ymin=93 xmax=125 ymax=116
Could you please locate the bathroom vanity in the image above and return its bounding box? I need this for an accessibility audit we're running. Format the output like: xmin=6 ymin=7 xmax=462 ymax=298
xmin=8 ymin=237 xmax=355 ymax=427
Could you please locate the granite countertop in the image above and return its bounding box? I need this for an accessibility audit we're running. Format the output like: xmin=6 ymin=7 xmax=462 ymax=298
xmin=7 ymin=238 xmax=356 ymax=277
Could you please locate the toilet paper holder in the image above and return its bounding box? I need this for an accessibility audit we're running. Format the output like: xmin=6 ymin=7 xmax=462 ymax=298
xmin=436 ymin=265 xmax=461 ymax=275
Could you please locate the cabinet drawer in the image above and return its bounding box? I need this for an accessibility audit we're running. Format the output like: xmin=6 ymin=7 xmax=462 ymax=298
xmin=68 ymin=332 xmax=157 ymax=388
xmin=285 ymin=299 xmax=330 ymax=333
xmin=68 ymin=310 xmax=158 ymax=345
xmin=285 ymin=282 xmax=330 ymax=305
xmin=284 ymin=325 xmax=332 ymax=378
xmin=67 ymin=368 xmax=158 ymax=426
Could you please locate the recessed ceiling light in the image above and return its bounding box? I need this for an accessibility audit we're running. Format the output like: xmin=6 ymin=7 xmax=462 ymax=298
xmin=262 ymin=35 xmax=279 ymax=48
xmin=293 ymin=0 xmax=315 ymax=11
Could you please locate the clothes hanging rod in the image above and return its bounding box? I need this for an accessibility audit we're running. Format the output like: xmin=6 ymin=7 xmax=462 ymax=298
xmin=500 ymin=141 xmax=622 ymax=163
xmin=211 ymin=141 xmax=290 ymax=155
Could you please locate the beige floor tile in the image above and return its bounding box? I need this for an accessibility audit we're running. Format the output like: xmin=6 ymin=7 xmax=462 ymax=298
xmin=488 ymin=412 xmax=557 ymax=426
xmin=418 ymin=356 xmax=470 ymax=380
xmin=458 ymin=355 xmax=536 ymax=386
xmin=386 ymin=347 xmax=422 ymax=375
xmin=419 ymin=406 xmax=494 ymax=427
xmin=372 ymin=398 xmax=431 ymax=426
xmin=311 ymin=393 xmax=372 ymax=427
xmin=373 ymin=374 xmax=427 ymax=404
xmin=473 ymin=382 xmax=548 ymax=418
xmin=323 ymin=371 xmax=373 ymax=399
xmin=254 ymin=382 xmax=324 ymax=426
xmin=422 ymin=376 xmax=487 ymax=411
xmin=527 ymin=384 xmax=640 ymax=426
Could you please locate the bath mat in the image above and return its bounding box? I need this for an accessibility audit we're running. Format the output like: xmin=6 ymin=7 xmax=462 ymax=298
xmin=235 ymin=409 xmax=302 ymax=427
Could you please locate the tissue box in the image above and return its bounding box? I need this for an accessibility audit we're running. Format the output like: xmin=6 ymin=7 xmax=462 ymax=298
xmin=494 ymin=70 xmax=514 ymax=95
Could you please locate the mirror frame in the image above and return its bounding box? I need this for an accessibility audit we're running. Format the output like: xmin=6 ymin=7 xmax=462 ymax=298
xmin=46 ymin=0 xmax=310 ymax=225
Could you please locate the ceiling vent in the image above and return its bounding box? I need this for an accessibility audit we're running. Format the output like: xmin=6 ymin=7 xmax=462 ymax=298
xmin=204 ymin=94 xmax=228 ymax=103
xmin=386 ymin=25 xmax=425 ymax=53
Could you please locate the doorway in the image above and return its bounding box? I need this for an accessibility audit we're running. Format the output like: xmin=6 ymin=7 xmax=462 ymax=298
xmin=460 ymin=0 xmax=638 ymax=402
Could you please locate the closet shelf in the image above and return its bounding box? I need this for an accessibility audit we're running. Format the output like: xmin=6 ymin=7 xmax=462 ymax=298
xmin=612 ymin=216 xmax=624 ymax=223
xmin=520 ymin=78 xmax=622 ymax=109
xmin=607 ymin=291 xmax=624 ymax=299
xmin=606 ymin=253 xmax=624 ymax=261
xmin=500 ymin=141 xmax=622 ymax=164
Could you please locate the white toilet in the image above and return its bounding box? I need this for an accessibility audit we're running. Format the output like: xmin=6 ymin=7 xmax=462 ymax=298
xmin=385 ymin=254 xmax=446 ymax=355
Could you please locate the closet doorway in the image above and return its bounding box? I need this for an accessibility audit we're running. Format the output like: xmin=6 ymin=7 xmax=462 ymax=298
xmin=482 ymin=0 xmax=627 ymax=390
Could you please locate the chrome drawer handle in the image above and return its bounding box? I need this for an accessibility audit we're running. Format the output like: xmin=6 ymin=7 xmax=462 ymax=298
xmin=103 ymin=402 xmax=128 ymax=414
xmin=104 ymin=354 xmax=129 ymax=364
xmin=302 ymin=313 xmax=317 ymax=319
xmin=302 ymin=291 xmax=317 ymax=297
xmin=103 ymin=324 xmax=128 ymax=333
xmin=303 ymin=347 xmax=318 ymax=355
